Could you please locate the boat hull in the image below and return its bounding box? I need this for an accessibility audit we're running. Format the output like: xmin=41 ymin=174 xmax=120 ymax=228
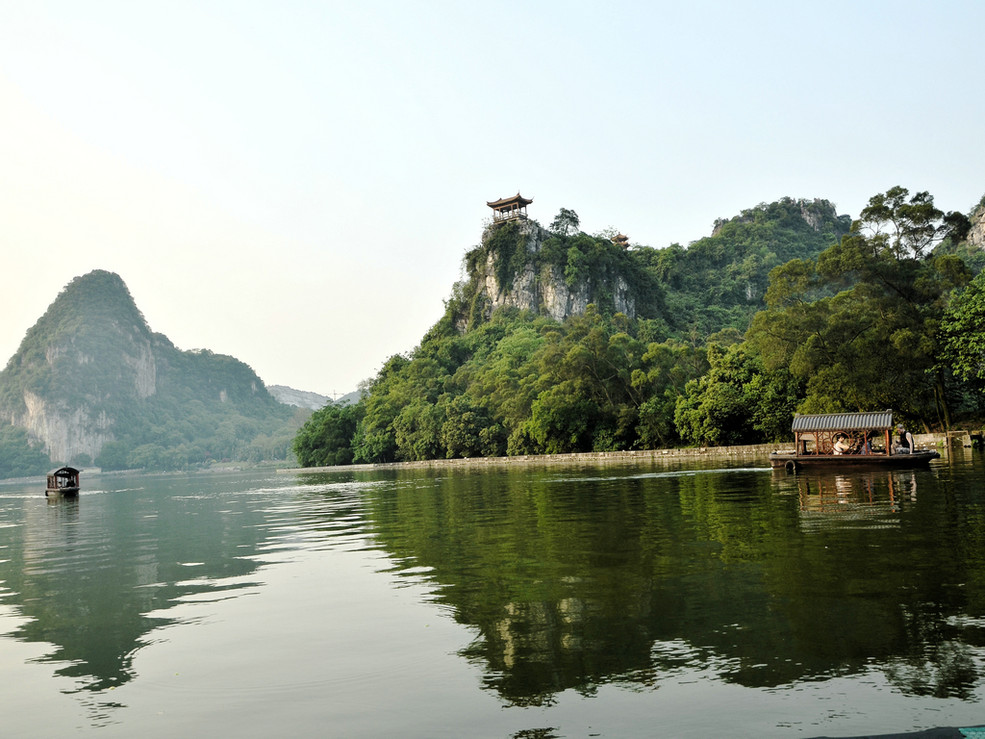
xmin=45 ymin=487 xmax=80 ymax=498
xmin=770 ymin=449 xmax=940 ymax=471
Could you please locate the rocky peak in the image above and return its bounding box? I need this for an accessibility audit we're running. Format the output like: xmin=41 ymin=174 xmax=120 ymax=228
xmin=0 ymin=271 xmax=162 ymax=461
xmin=712 ymin=197 xmax=847 ymax=236
xmin=968 ymin=200 xmax=985 ymax=249
xmin=456 ymin=218 xmax=645 ymax=330
xmin=0 ymin=270 xmax=280 ymax=466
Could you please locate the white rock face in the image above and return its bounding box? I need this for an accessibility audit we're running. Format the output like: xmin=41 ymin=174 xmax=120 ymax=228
xmin=11 ymin=332 xmax=157 ymax=463
xmin=475 ymin=221 xmax=637 ymax=323
xmin=540 ymin=265 xmax=591 ymax=322
xmin=969 ymin=203 xmax=985 ymax=250
xmin=124 ymin=338 xmax=157 ymax=399
xmin=268 ymin=385 xmax=331 ymax=410
xmin=614 ymin=276 xmax=636 ymax=317
xmin=19 ymin=391 xmax=113 ymax=463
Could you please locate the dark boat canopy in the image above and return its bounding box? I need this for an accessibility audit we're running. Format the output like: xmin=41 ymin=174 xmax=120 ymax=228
xmin=49 ymin=466 xmax=81 ymax=478
xmin=791 ymin=411 xmax=894 ymax=433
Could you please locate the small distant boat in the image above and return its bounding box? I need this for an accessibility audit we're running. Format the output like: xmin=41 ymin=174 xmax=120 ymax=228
xmin=770 ymin=411 xmax=940 ymax=472
xmin=46 ymin=466 xmax=81 ymax=497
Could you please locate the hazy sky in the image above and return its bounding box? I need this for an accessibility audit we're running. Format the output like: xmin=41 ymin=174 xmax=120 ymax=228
xmin=2 ymin=1 xmax=983 ymax=397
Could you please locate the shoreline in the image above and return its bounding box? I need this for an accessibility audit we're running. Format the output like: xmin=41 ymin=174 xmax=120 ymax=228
xmin=280 ymin=443 xmax=778 ymax=475
xmin=279 ymin=431 xmax=975 ymax=475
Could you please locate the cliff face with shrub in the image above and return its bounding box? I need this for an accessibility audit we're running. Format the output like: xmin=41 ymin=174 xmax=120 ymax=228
xmin=447 ymin=198 xmax=852 ymax=339
xmin=969 ymin=200 xmax=985 ymax=249
xmin=452 ymin=218 xmax=663 ymax=331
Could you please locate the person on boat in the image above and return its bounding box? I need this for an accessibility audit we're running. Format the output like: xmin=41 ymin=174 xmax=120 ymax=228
xmin=860 ymin=432 xmax=874 ymax=455
xmin=833 ymin=433 xmax=851 ymax=455
xmin=895 ymin=425 xmax=914 ymax=454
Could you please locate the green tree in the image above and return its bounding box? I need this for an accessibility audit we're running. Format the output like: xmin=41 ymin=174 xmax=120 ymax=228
xmin=0 ymin=426 xmax=51 ymax=478
xmin=633 ymin=339 xmax=708 ymax=448
xmin=440 ymin=395 xmax=492 ymax=458
xmin=293 ymin=403 xmax=361 ymax=467
xmin=526 ymin=382 xmax=598 ymax=453
xmin=393 ymin=399 xmax=445 ymax=461
xmin=940 ymin=270 xmax=985 ymax=385
xmin=95 ymin=441 xmax=131 ymax=471
xmin=352 ymin=355 xmax=410 ymax=463
xmin=748 ymin=187 xmax=971 ymax=427
xmin=550 ymin=208 xmax=580 ymax=236
xmin=854 ymin=186 xmax=965 ymax=259
xmin=674 ymin=343 xmax=799 ymax=446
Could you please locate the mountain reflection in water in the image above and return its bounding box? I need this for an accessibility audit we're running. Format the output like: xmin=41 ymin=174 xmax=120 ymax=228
xmin=2 ymin=476 xmax=272 ymax=693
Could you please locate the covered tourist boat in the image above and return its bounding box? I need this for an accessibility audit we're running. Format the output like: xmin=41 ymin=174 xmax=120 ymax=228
xmin=46 ymin=466 xmax=80 ymax=497
xmin=770 ymin=411 xmax=940 ymax=472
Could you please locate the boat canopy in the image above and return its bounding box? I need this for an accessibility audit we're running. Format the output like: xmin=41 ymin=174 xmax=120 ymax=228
xmin=48 ymin=466 xmax=81 ymax=479
xmin=772 ymin=410 xmax=937 ymax=468
xmin=46 ymin=466 xmax=80 ymax=492
xmin=791 ymin=411 xmax=894 ymax=433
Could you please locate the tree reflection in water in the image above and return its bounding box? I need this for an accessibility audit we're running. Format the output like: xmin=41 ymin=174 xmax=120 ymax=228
xmin=361 ymin=463 xmax=985 ymax=705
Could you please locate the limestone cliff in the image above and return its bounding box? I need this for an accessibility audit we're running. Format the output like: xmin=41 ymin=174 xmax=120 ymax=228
xmin=0 ymin=270 xmax=289 ymax=467
xmin=969 ymin=201 xmax=985 ymax=250
xmin=449 ymin=197 xmax=850 ymax=339
xmin=454 ymin=219 xmax=656 ymax=330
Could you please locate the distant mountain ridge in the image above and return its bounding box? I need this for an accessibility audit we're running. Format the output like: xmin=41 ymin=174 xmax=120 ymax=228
xmin=0 ymin=270 xmax=298 ymax=473
xmin=268 ymin=385 xmax=330 ymax=410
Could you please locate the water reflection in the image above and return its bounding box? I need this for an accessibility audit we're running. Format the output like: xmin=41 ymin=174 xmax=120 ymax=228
xmin=786 ymin=468 xmax=920 ymax=525
xmin=0 ymin=474 xmax=275 ymax=697
xmin=327 ymin=462 xmax=985 ymax=706
xmin=2 ymin=460 xmax=985 ymax=731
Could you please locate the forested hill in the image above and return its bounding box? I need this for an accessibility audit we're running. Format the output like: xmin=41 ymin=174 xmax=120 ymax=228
xmin=641 ymin=198 xmax=852 ymax=337
xmin=0 ymin=270 xmax=301 ymax=478
xmin=293 ymin=194 xmax=906 ymax=467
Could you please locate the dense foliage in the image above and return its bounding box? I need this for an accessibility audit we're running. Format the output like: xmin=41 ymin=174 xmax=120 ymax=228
xmin=634 ymin=197 xmax=852 ymax=337
xmin=296 ymin=306 xmax=711 ymax=463
xmin=0 ymin=426 xmax=52 ymax=479
xmin=295 ymin=190 xmax=985 ymax=466
xmin=747 ymin=187 xmax=978 ymax=429
xmin=940 ymin=269 xmax=985 ymax=387
xmin=293 ymin=403 xmax=361 ymax=466
xmin=674 ymin=343 xmax=800 ymax=446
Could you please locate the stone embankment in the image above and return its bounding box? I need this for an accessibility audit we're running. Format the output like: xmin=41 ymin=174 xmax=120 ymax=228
xmin=281 ymin=431 xmax=978 ymax=475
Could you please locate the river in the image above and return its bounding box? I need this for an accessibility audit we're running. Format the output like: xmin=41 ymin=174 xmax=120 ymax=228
xmin=1 ymin=451 xmax=984 ymax=737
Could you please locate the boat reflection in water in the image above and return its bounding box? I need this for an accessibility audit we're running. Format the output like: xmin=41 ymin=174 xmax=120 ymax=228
xmin=786 ymin=468 xmax=920 ymax=529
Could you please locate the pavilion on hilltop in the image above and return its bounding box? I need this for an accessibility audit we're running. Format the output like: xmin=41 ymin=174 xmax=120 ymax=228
xmin=487 ymin=193 xmax=532 ymax=222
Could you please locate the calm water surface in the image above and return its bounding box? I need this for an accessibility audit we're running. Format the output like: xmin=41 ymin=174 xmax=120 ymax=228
xmin=2 ymin=453 xmax=985 ymax=737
